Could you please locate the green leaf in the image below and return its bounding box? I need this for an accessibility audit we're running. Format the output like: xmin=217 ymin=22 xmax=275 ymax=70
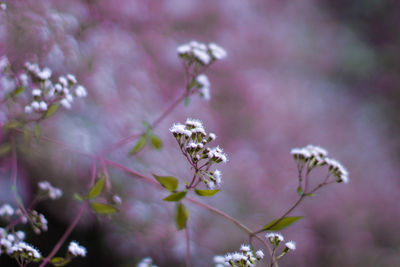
xmin=90 ymin=202 xmax=118 ymax=215
xmin=44 ymin=104 xmax=60 ymax=119
xmin=2 ymin=120 xmax=22 ymax=130
xmin=13 ymin=86 xmax=26 ymax=97
xmin=73 ymin=193 xmax=85 ymax=201
xmin=262 ymin=216 xmax=304 ymax=231
xmin=153 ymin=174 xmax=178 ymax=192
xmin=150 ymin=135 xmax=163 ymax=150
xmin=307 ymin=193 xmax=315 ymax=197
xmin=128 ymin=135 xmax=147 ymax=156
xmin=194 ymin=188 xmax=220 ymax=197
xmin=34 ymin=124 xmax=42 ymax=139
xmin=163 ymin=191 xmax=187 ymax=202
xmin=297 ymin=186 xmax=303 ymax=196
xmin=0 ymin=143 xmax=11 ymax=157
xmin=175 ymin=202 xmax=189 ymax=230
xmin=50 ymin=257 xmax=70 ymax=266
xmin=184 ymin=97 xmax=190 ymax=107
xmin=88 ymin=176 xmax=105 ymax=199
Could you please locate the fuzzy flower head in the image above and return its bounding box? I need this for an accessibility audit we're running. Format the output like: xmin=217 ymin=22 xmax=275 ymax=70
xmin=219 ymin=244 xmax=263 ymax=267
xmin=10 ymin=241 xmax=42 ymax=261
xmin=38 ymin=181 xmax=63 ymax=200
xmin=266 ymin=232 xmax=284 ymax=247
xmin=170 ymin=119 xmax=227 ymax=190
xmin=291 ymin=145 xmax=349 ymax=184
xmin=137 ymin=257 xmax=158 ymax=267
xmin=0 ymin=204 xmax=14 ymax=217
xmin=68 ymin=241 xmax=87 ymax=257
xmin=285 ymin=241 xmax=296 ymax=251
xmin=177 ymin=40 xmax=227 ymax=65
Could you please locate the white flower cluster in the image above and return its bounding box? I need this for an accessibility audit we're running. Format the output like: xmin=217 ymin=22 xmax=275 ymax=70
xmin=68 ymin=241 xmax=87 ymax=257
xmin=291 ymin=145 xmax=349 ymax=183
xmin=177 ymin=41 xmax=227 ymax=65
xmin=38 ymin=181 xmax=63 ymax=200
xmin=214 ymin=244 xmax=264 ymax=267
xmin=137 ymin=257 xmax=158 ymax=267
xmin=0 ymin=203 xmax=14 ymax=217
xmin=0 ymin=228 xmax=41 ymax=262
xmin=195 ymin=74 xmax=211 ymax=101
xmin=265 ymin=232 xmax=296 ymax=259
xmin=0 ymin=2 xmax=6 ymax=11
xmin=29 ymin=210 xmax=48 ymax=234
xmin=170 ymin=118 xmax=227 ymax=189
xmin=22 ymin=61 xmax=87 ymax=114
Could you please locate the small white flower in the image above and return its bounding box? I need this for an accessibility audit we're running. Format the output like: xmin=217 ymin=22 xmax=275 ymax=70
xmin=0 ymin=204 xmax=14 ymax=216
xmin=38 ymin=68 xmax=52 ymax=80
xmin=240 ymin=244 xmax=250 ymax=252
xmin=112 ymin=195 xmax=122 ymax=205
xmin=285 ymin=241 xmax=296 ymax=251
xmin=38 ymin=181 xmax=63 ymax=200
xmin=39 ymin=101 xmax=48 ymax=111
xmin=19 ymin=73 xmax=29 ymax=86
xmin=15 ymin=231 xmax=25 ymax=241
xmin=31 ymin=101 xmax=40 ymax=111
xmin=59 ymin=76 xmax=68 ymax=87
xmin=68 ymin=241 xmax=87 ymax=257
xmin=200 ymin=86 xmax=211 ymax=101
xmin=214 ymin=255 xmax=225 ymax=264
xmin=60 ymin=98 xmax=72 ymax=109
xmin=193 ymin=48 xmax=211 ymax=65
xmin=177 ymin=44 xmax=191 ymax=55
xmin=24 ymin=106 xmax=33 ymax=114
xmin=255 ymin=250 xmax=264 ymax=259
xmin=208 ymin=43 xmax=227 ymax=60
xmin=0 ymin=2 xmax=7 ymax=11
xmin=67 ymin=74 xmax=77 ymax=84
xmin=209 ymin=133 xmax=216 ymax=141
xmin=32 ymin=89 xmax=42 ymax=97
xmin=75 ymin=85 xmax=87 ymax=98
xmin=196 ymin=74 xmax=210 ymax=88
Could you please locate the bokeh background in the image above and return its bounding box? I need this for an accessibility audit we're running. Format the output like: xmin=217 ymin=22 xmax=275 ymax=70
xmin=1 ymin=0 xmax=400 ymax=266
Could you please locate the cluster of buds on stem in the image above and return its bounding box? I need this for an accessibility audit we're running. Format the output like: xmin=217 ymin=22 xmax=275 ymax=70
xmin=38 ymin=181 xmax=63 ymax=200
xmin=176 ymin=41 xmax=226 ymax=101
xmin=291 ymin=145 xmax=349 ymax=184
xmin=170 ymin=118 xmax=227 ymax=189
xmin=265 ymin=232 xmax=296 ymax=263
xmin=214 ymin=244 xmax=264 ymax=267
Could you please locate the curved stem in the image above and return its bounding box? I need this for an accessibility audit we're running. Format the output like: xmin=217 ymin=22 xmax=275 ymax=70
xmin=39 ymin=160 xmax=97 ymax=267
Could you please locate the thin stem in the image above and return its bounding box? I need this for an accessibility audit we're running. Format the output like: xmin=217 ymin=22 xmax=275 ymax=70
xmin=185 ymin=227 xmax=191 ymax=267
xmin=39 ymin=160 xmax=97 ymax=267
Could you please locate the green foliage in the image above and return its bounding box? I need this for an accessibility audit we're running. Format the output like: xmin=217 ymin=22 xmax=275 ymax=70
xmin=50 ymin=257 xmax=71 ymax=266
xmin=163 ymin=191 xmax=187 ymax=202
xmin=262 ymin=216 xmax=304 ymax=231
xmin=2 ymin=120 xmax=22 ymax=130
xmin=44 ymin=104 xmax=60 ymax=119
xmin=153 ymin=174 xmax=178 ymax=192
xmin=150 ymin=134 xmax=163 ymax=150
xmin=73 ymin=193 xmax=84 ymax=201
xmin=88 ymin=176 xmax=105 ymax=199
xmin=34 ymin=124 xmax=42 ymax=139
xmin=129 ymin=135 xmax=147 ymax=156
xmin=297 ymin=186 xmax=303 ymax=196
xmin=194 ymin=188 xmax=220 ymax=197
xmin=90 ymin=202 xmax=118 ymax=215
xmin=175 ymin=202 xmax=189 ymax=230
xmin=0 ymin=143 xmax=11 ymax=157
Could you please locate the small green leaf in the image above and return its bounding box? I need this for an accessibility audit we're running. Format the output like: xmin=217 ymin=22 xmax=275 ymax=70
xmin=88 ymin=176 xmax=105 ymax=199
xmin=34 ymin=124 xmax=42 ymax=139
xmin=13 ymin=86 xmax=26 ymax=97
xmin=175 ymin=202 xmax=189 ymax=230
xmin=297 ymin=186 xmax=303 ymax=196
xmin=50 ymin=257 xmax=70 ymax=266
xmin=0 ymin=143 xmax=11 ymax=157
xmin=90 ymin=202 xmax=118 ymax=215
xmin=150 ymin=135 xmax=163 ymax=150
xmin=307 ymin=193 xmax=315 ymax=197
xmin=184 ymin=97 xmax=190 ymax=106
xmin=3 ymin=120 xmax=22 ymax=130
xmin=262 ymin=216 xmax=304 ymax=231
xmin=153 ymin=174 xmax=178 ymax=192
xmin=129 ymin=135 xmax=147 ymax=156
xmin=73 ymin=193 xmax=84 ymax=201
xmin=44 ymin=104 xmax=60 ymax=119
xmin=194 ymin=189 xmax=220 ymax=197
xmin=163 ymin=191 xmax=187 ymax=202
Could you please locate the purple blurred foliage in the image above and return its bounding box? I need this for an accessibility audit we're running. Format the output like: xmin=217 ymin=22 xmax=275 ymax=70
xmin=1 ymin=0 xmax=400 ymax=266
